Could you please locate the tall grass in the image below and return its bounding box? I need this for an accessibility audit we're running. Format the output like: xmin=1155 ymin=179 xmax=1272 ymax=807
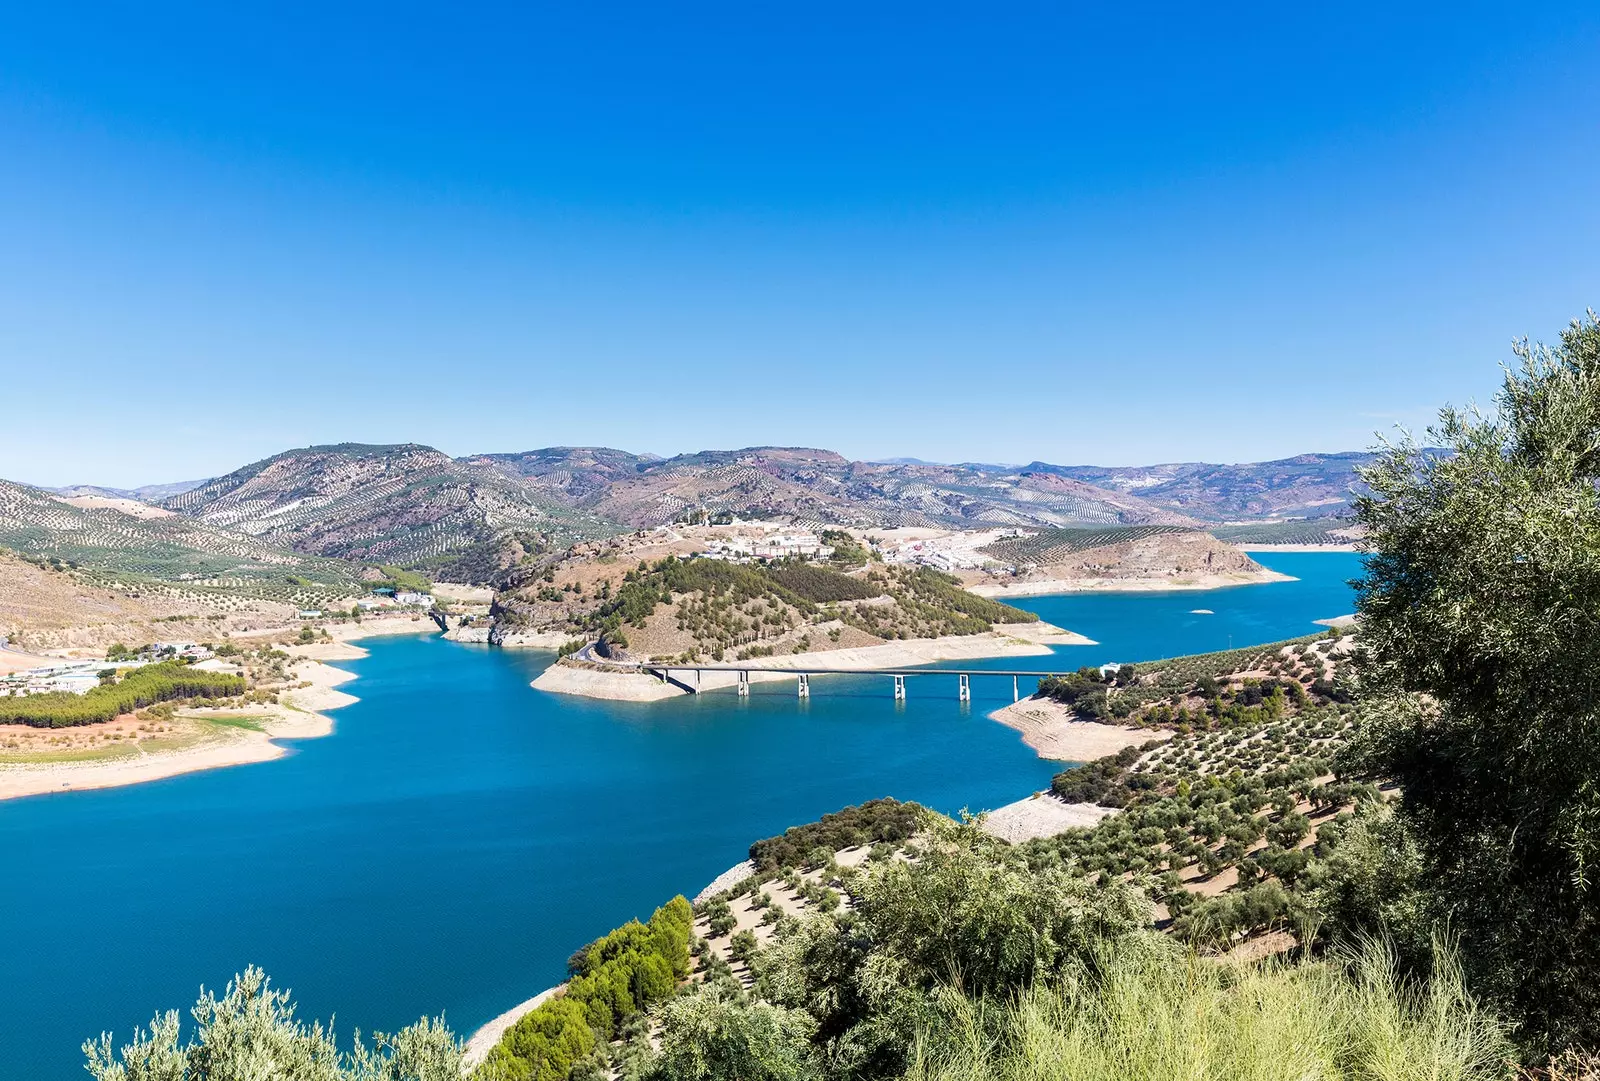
xmin=911 ymin=939 xmax=1512 ymax=1081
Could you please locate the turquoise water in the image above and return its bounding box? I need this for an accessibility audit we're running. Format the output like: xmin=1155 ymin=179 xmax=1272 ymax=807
xmin=0 ymin=552 xmax=1358 ymax=1078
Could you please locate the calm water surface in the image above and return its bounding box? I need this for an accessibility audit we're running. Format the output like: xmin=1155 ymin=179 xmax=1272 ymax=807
xmin=0 ymin=551 xmax=1359 ymax=1078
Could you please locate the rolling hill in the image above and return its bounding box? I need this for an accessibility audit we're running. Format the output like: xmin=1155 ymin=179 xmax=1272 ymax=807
xmin=473 ymin=446 xmax=1200 ymax=531
xmin=0 ymin=478 xmax=357 ymax=587
xmin=0 ymin=477 xmax=372 ymax=625
xmin=163 ymin=443 xmax=616 ymax=568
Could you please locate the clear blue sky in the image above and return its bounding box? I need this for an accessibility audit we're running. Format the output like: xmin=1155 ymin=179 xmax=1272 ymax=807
xmin=2 ymin=3 xmax=1597 ymax=487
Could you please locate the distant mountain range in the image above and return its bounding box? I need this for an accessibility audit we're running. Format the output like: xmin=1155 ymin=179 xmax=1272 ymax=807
xmin=48 ymin=480 xmax=208 ymax=502
xmin=5 ymin=443 xmax=1377 ymax=586
xmin=1026 ymin=453 xmax=1381 ymax=520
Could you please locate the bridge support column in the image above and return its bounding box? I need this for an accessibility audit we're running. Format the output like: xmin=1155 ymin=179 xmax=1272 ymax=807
xmin=737 ymin=671 xmax=749 ymax=696
xmin=893 ymin=674 xmax=906 ymax=700
xmin=797 ymin=673 xmax=809 ymax=698
xmin=1013 ymin=675 xmax=1019 ymax=703
xmin=959 ymin=673 xmax=970 ymax=702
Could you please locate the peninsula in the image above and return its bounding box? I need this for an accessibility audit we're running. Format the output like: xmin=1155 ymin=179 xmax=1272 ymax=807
xmin=495 ymin=533 xmax=1090 ymax=701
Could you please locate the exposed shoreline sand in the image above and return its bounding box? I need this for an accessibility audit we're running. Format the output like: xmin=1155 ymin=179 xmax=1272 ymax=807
xmin=987 ymin=696 xmax=1174 ymax=762
xmin=980 ymin=792 xmax=1119 ymax=843
xmin=529 ymin=621 xmax=1093 ymax=702
xmin=967 ymin=569 xmax=1294 ymax=598
xmin=0 ymin=660 xmax=352 ymax=801
xmin=0 ymin=622 xmax=439 ymax=801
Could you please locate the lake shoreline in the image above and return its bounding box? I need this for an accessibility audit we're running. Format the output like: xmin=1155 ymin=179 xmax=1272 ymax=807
xmin=0 ymin=620 xmax=440 ymax=802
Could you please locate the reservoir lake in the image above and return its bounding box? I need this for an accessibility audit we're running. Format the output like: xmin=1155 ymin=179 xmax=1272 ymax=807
xmin=0 ymin=552 xmax=1360 ymax=1078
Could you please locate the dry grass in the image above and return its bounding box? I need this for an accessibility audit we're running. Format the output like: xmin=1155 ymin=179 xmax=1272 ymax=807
xmin=912 ymin=940 xmax=1512 ymax=1081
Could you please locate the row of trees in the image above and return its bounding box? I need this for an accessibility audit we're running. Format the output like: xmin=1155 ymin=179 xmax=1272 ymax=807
xmin=480 ymin=897 xmax=693 ymax=1080
xmin=0 ymin=661 xmax=245 ymax=727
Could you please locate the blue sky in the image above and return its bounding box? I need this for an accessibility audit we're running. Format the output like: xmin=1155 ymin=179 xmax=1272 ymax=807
xmin=2 ymin=3 xmax=1597 ymax=487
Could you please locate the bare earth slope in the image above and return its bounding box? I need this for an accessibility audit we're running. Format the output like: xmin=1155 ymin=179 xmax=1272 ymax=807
xmin=0 ymin=550 xmax=294 ymax=656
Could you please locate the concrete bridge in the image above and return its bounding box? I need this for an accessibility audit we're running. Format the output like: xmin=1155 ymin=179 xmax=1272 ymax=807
xmin=640 ymin=663 xmax=1061 ymax=702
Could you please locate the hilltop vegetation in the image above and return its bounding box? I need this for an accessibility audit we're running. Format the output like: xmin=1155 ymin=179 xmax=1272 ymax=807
xmin=1350 ymin=310 xmax=1600 ymax=1051
xmin=747 ymin=798 xmax=924 ymax=872
xmin=576 ymin=556 xmax=1036 ymax=661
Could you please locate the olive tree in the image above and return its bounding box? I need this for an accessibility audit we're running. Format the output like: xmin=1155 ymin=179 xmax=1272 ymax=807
xmin=83 ymin=967 xmax=461 ymax=1081
xmin=753 ymin=818 xmax=1164 ymax=1079
xmin=645 ymin=985 xmax=818 ymax=1081
xmin=1354 ymin=310 xmax=1600 ymax=1051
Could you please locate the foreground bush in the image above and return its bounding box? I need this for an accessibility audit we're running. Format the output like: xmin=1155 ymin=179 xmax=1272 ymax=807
xmin=754 ymin=820 xmax=1161 ymax=1079
xmin=910 ymin=939 xmax=1511 ymax=1081
xmin=83 ymin=966 xmax=460 ymax=1081
xmin=1354 ymin=310 xmax=1600 ymax=1049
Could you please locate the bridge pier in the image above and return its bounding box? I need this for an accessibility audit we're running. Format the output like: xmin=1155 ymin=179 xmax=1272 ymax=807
xmin=1013 ymin=675 xmax=1019 ymax=703
xmin=958 ymin=673 xmax=970 ymax=702
xmin=737 ymin=671 xmax=749 ymax=696
xmin=893 ymin=674 xmax=906 ymax=700
xmin=797 ymin=673 xmax=810 ymax=698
